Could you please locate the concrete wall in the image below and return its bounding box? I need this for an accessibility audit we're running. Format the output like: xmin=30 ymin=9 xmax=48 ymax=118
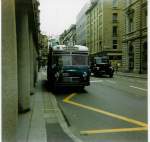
xmin=2 ymin=0 xmax=40 ymax=141
xmin=2 ymin=0 xmax=18 ymax=141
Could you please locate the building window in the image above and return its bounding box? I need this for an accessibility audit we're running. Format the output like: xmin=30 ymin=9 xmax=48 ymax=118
xmin=113 ymin=40 xmax=117 ymax=49
xmin=113 ymin=26 xmax=117 ymax=37
xmin=142 ymin=41 xmax=147 ymax=70
xmin=128 ymin=15 xmax=134 ymax=32
xmin=143 ymin=9 xmax=147 ymax=27
xmin=112 ymin=13 xmax=118 ymax=22
xmin=126 ymin=8 xmax=134 ymax=32
xmin=128 ymin=44 xmax=134 ymax=71
xmin=112 ymin=0 xmax=118 ymax=8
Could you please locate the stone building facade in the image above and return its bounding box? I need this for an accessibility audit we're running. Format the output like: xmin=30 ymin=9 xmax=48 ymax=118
xmin=86 ymin=0 xmax=124 ymax=67
xmin=122 ymin=0 xmax=147 ymax=73
xmin=39 ymin=34 xmax=49 ymax=67
xmin=76 ymin=3 xmax=90 ymax=46
xmin=2 ymin=0 xmax=40 ymax=141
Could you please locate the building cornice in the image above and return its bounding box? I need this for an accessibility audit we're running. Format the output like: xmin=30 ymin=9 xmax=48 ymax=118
xmin=123 ymin=0 xmax=139 ymax=10
xmin=85 ymin=1 xmax=97 ymax=14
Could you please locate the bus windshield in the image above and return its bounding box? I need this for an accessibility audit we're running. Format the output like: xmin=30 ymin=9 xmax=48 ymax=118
xmin=53 ymin=54 xmax=88 ymax=66
xmin=72 ymin=55 xmax=88 ymax=65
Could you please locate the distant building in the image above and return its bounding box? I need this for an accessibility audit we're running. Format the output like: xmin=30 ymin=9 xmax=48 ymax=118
xmin=86 ymin=0 xmax=124 ymax=67
xmin=76 ymin=2 xmax=90 ymax=46
xmin=49 ymin=38 xmax=60 ymax=47
xmin=39 ymin=34 xmax=49 ymax=66
xmin=122 ymin=0 xmax=147 ymax=73
xmin=59 ymin=24 xmax=76 ymax=46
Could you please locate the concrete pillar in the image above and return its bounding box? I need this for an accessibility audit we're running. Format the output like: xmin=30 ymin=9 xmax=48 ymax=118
xmin=133 ymin=39 xmax=140 ymax=73
xmin=29 ymin=31 xmax=34 ymax=94
xmin=122 ymin=42 xmax=129 ymax=72
xmin=2 ymin=0 xmax=18 ymax=141
xmin=33 ymin=43 xmax=38 ymax=86
xmin=16 ymin=9 xmax=31 ymax=112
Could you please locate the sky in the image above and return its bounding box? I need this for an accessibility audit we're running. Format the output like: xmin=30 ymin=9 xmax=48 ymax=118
xmin=39 ymin=0 xmax=90 ymax=37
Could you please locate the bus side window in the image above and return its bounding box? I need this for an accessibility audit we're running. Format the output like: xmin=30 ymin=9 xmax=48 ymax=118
xmin=58 ymin=58 xmax=63 ymax=67
xmin=52 ymin=64 xmax=56 ymax=69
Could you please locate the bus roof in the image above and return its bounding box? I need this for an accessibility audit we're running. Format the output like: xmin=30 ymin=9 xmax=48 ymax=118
xmin=74 ymin=45 xmax=88 ymax=51
xmin=52 ymin=45 xmax=88 ymax=52
xmin=52 ymin=45 xmax=66 ymax=51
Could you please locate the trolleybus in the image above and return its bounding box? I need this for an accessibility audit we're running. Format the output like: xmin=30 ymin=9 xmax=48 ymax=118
xmin=47 ymin=45 xmax=90 ymax=90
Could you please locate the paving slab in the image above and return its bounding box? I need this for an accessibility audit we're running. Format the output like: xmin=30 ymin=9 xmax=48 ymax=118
xmin=46 ymin=123 xmax=74 ymax=142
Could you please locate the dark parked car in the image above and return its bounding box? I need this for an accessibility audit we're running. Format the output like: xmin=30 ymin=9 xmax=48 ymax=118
xmin=90 ymin=56 xmax=114 ymax=77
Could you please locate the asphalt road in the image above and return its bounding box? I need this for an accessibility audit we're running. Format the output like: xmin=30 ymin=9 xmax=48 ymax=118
xmin=54 ymin=75 xmax=148 ymax=142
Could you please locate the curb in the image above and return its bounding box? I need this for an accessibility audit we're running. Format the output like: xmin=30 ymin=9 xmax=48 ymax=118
xmin=116 ymin=73 xmax=147 ymax=79
xmin=50 ymin=94 xmax=83 ymax=142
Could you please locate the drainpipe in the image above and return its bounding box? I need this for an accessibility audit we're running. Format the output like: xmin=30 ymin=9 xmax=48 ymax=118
xmin=139 ymin=0 xmax=142 ymax=74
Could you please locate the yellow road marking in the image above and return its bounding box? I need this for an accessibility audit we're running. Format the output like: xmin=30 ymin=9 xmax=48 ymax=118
xmin=80 ymin=127 xmax=148 ymax=135
xmin=63 ymin=93 xmax=77 ymax=102
xmin=63 ymin=93 xmax=147 ymax=127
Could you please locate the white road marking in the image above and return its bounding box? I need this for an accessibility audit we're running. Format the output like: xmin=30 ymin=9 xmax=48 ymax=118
xmin=106 ymin=80 xmax=116 ymax=84
xmin=130 ymin=86 xmax=147 ymax=91
xmin=90 ymin=80 xmax=103 ymax=83
xmin=90 ymin=79 xmax=116 ymax=84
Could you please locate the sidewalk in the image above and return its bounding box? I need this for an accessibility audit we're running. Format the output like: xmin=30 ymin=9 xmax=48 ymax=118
xmin=17 ymin=70 xmax=147 ymax=142
xmin=17 ymin=71 xmax=82 ymax=142
xmin=115 ymin=71 xmax=147 ymax=79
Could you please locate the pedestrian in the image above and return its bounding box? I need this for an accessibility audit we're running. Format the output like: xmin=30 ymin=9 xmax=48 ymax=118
xmin=115 ymin=63 xmax=118 ymax=74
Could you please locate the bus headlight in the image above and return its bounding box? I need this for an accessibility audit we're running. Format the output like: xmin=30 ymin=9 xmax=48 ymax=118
xmin=54 ymin=72 xmax=59 ymax=80
xmin=109 ymin=66 xmax=114 ymax=70
xmin=83 ymin=72 xmax=87 ymax=80
xmin=96 ymin=67 xmax=100 ymax=70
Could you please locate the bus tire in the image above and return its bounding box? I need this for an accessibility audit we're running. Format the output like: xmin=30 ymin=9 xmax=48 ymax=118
xmin=109 ymin=74 xmax=113 ymax=78
xmin=79 ymin=86 xmax=84 ymax=91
